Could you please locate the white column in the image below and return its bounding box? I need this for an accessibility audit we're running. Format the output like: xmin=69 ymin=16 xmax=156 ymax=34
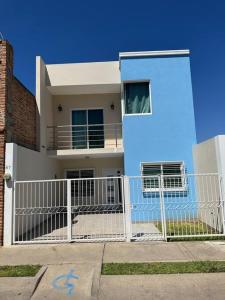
xmin=3 ymin=143 xmax=17 ymax=246
xmin=123 ymin=176 xmax=132 ymax=242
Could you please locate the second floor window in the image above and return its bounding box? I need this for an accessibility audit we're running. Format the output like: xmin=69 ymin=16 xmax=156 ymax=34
xmin=124 ymin=82 xmax=151 ymax=115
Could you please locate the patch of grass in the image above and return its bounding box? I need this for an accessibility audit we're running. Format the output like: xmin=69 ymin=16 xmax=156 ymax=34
xmin=102 ymin=261 xmax=225 ymax=275
xmin=155 ymin=221 xmax=225 ymax=241
xmin=0 ymin=265 xmax=41 ymax=277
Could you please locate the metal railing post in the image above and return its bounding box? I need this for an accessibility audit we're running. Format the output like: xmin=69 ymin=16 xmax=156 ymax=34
xmin=12 ymin=180 xmax=16 ymax=245
xmin=219 ymin=175 xmax=225 ymax=235
xmin=115 ymin=124 xmax=118 ymax=148
xmin=159 ymin=175 xmax=167 ymax=241
xmin=123 ymin=176 xmax=132 ymax=242
xmin=67 ymin=179 xmax=72 ymax=242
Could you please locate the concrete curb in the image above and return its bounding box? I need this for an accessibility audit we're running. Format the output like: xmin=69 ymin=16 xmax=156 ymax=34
xmin=31 ymin=266 xmax=48 ymax=297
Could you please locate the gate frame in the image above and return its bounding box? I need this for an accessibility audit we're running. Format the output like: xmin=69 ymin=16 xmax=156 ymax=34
xmin=11 ymin=173 xmax=225 ymax=245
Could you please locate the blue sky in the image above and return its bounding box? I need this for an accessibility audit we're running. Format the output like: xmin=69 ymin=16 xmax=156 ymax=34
xmin=1 ymin=0 xmax=225 ymax=142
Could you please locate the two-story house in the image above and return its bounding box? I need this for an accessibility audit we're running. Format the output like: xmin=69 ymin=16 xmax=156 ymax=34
xmin=38 ymin=49 xmax=196 ymax=188
xmin=8 ymin=48 xmax=222 ymax=246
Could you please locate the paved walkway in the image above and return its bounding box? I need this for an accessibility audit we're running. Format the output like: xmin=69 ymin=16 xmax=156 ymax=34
xmin=1 ymin=241 xmax=225 ymax=299
xmin=1 ymin=241 xmax=225 ymax=266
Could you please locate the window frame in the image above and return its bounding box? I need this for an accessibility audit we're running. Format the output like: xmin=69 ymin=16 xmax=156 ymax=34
xmin=64 ymin=168 xmax=95 ymax=198
xmin=70 ymin=108 xmax=104 ymax=149
xmin=122 ymin=80 xmax=152 ymax=116
xmin=141 ymin=161 xmax=186 ymax=192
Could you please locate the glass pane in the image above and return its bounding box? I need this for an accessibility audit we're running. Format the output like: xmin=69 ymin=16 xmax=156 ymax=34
xmin=88 ymin=110 xmax=104 ymax=148
xmin=143 ymin=165 xmax=160 ymax=189
xmin=125 ymin=82 xmax=150 ymax=114
xmin=163 ymin=164 xmax=183 ymax=188
xmin=72 ymin=110 xmax=87 ymax=149
xmin=80 ymin=170 xmax=94 ymax=197
xmin=66 ymin=171 xmax=79 ymax=199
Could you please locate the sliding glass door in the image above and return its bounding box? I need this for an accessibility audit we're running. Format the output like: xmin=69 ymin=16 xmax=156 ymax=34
xmin=72 ymin=109 xmax=104 ymax=149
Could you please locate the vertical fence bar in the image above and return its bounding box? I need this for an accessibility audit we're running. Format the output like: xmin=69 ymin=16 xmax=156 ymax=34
xmin=123 ymin=176 xmax=132 ymax=242
xmin=219 ymin=175 xmax=225 ymax=235
xmin=67 ymin=179 xmax=72 ymax=242
xmin=159 ymin=175 xmax=167 ymax=241
xmin=12 ymin=181 xmax=16 ymax=244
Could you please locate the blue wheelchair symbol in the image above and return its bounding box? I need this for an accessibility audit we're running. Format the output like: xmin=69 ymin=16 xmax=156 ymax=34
xmin=52 ymin=269 xmax=80 ymax=296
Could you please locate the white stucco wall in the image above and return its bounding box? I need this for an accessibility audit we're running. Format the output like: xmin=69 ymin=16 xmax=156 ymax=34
xmin=59 ymin=157 xmax=124 ymax=178
xmin=193 ymin=135 xmax=225 ymax=176
xmin=193 ymin=137 xmax=218 ymax=174
xmin=4 ymin=143 xmax=61 ymax=245
xmin=193 ymin=135 xmax=225 ymax=230
xmin=36 ymin=57 xmax=54 ymax=153
xmin=16 ymin=145 xmax=60 ymax=180
xmin=46 ymin=61 xmax=120 ymax=87
xmin=52 ymin=93 xmax=121 ymax=126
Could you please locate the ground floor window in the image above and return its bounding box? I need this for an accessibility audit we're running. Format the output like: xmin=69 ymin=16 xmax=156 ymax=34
xmin=141 ymin=162 xmax=185 ymax=191
xmin=66 ymin=169 xmax=94 ymax=197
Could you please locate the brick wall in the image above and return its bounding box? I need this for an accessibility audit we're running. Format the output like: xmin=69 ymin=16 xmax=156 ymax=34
xmin=0 ymin=40 xmax=37 ymax=244
xmin=11 ymin=77 xmax=37 ymax=150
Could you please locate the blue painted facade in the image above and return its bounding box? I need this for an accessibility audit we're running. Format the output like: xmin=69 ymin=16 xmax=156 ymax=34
xmin=120 ymin=54 xmax=197 ymax=222
xmin=120 ymin=55 xmax=196 ymax=176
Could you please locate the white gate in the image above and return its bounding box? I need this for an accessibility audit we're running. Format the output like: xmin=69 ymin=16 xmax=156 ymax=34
xmin=12 ymin=174 xmax=225 ymax=244
xmin=13 ymin=177 xmax=126 ymax=244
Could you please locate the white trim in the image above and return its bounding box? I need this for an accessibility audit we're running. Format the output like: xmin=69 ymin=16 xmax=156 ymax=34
xmin=122 ymin=81 xmax=152 ymax=117
xmin=119 ymin=49 xmax=190 ymax=59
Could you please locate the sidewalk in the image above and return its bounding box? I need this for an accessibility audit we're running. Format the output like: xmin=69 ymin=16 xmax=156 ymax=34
xmin=1 ymin=241 xmax=225 ymax=266
xmin=1 ymin=241 xmax=225 ymax=299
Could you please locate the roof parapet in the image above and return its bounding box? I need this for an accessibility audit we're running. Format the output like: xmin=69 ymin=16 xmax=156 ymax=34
xmin=119 ymin=49 xmax=190 ymax=59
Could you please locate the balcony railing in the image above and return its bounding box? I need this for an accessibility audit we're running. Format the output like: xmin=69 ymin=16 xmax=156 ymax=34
xmin=47 ymin=123 xmax=123 ymax=151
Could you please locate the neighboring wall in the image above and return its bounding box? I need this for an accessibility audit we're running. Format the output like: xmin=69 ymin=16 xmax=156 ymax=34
xmin=120 ymin=55 xmax=197 ymax=176
xmin=11 ymin=77 xmax=37 ymax=150
xmin=193 ymin=137 xmax=218 ymax=174
xmin=193 ymin=135 xmax=225 ymax=230
xmin=194 ymin=135 xmax=225 ymax=177
xmin=0 ymin=40 xmax=11 ymax=244
xmin=0 ymin=40 xmax=38 ymax=245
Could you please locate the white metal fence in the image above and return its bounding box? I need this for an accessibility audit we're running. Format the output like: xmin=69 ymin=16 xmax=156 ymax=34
xmin=13 ymin=174 xmax=225 ymax=244
xmin=128 ymin=174 xmax=225 ymax=241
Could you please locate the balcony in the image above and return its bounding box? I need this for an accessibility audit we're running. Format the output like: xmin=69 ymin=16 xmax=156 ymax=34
xmin=47 ymin=123 xmax=123 ymax=158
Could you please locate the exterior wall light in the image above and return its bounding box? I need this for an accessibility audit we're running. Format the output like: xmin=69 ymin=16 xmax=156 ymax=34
xmin=3 ymin=173 xmax=11 ymax=181
xmin=110 ymin=103 xmax=115 ymax=110
xmin=58 ymin=104 xmax=63 ymax=112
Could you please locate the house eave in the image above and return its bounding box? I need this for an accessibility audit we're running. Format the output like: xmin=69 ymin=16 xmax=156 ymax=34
xmin=119 ymin=49 xmax=190 ymax=59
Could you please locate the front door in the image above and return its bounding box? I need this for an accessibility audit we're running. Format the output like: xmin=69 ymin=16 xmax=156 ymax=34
xmin=102 ymin=169 xmax=123 ymax=204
